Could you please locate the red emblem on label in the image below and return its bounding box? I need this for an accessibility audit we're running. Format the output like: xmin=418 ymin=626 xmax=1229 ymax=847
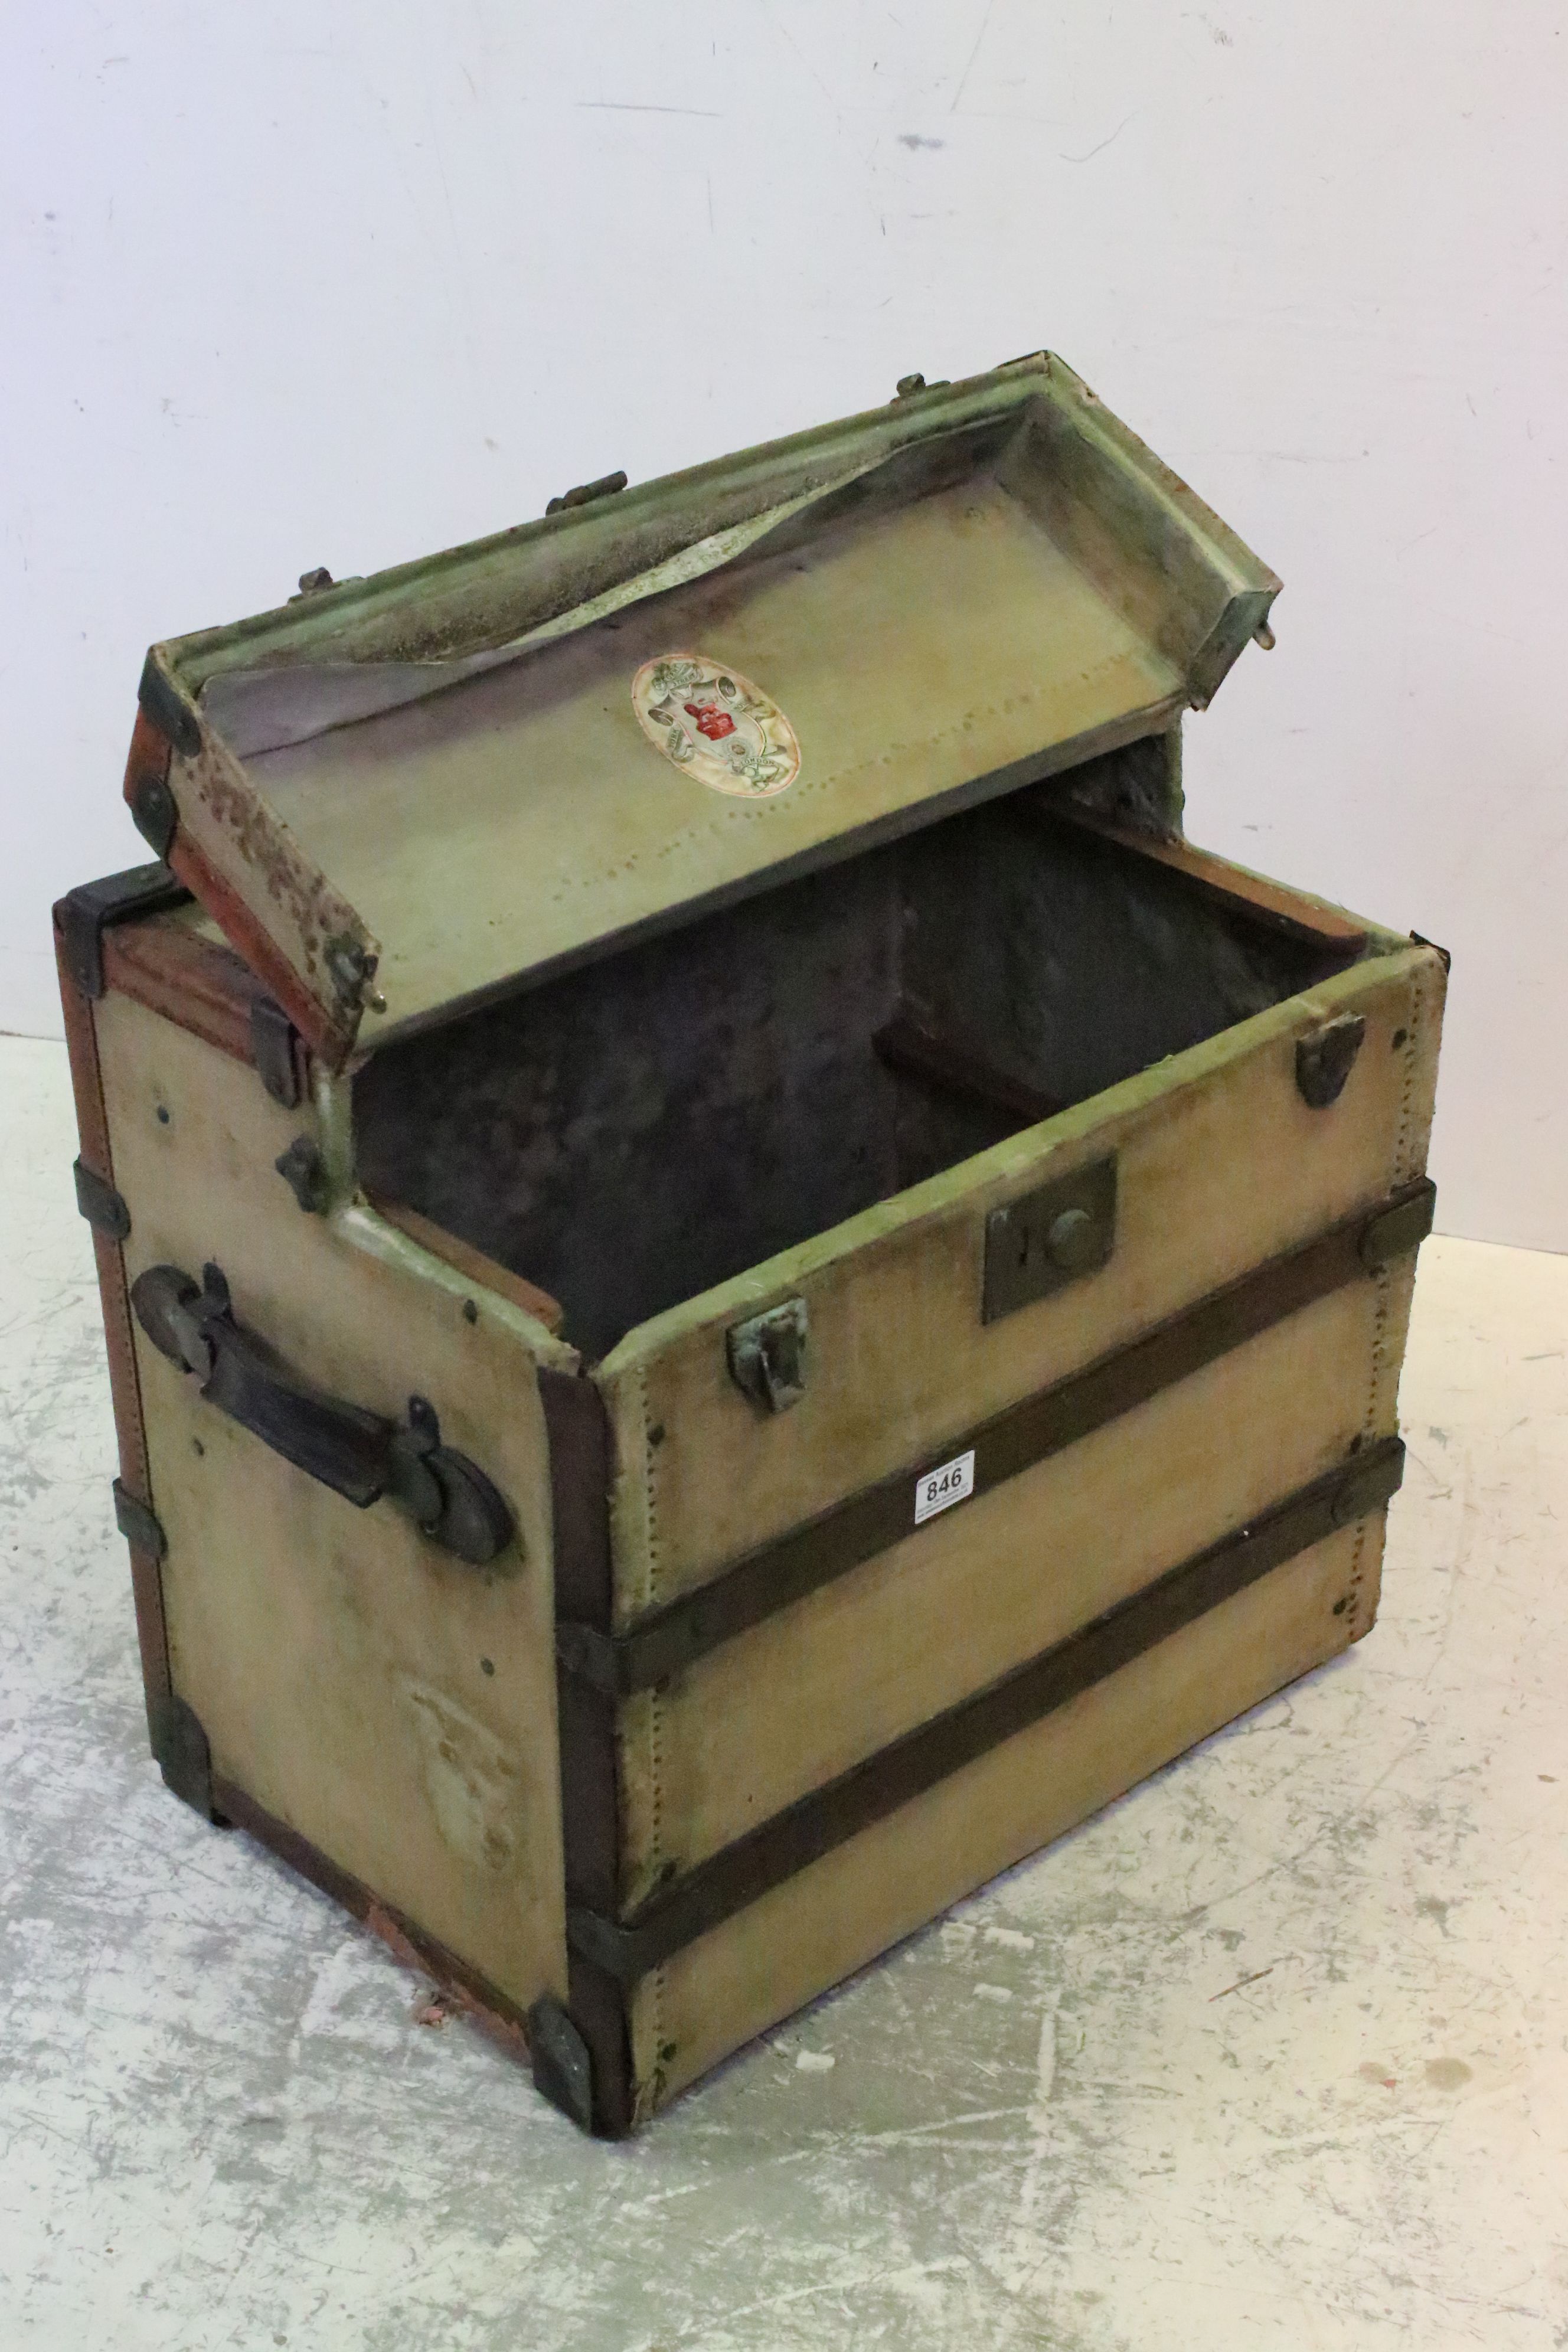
xmin=684 ymin=701 xmax=736 ymax=741
xmin=631 ymin=651 xmax=802 ymax=798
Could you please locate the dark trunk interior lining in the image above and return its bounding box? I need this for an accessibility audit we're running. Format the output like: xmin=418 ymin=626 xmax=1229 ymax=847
xmin=354 ymin=776 xmax=1346 ymax=1361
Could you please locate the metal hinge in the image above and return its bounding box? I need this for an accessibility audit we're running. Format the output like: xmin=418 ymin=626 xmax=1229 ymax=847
xmin=113 ymin=1478 xmax=166 ymax=1562
xmin=322 ymin=933 xmax=384 ymax=1016
xmin=274 ymin=1135 xmax=330 ymax=1212
xmin=249 ymin=995 xmax=302 ymax=1108
xmin=545 ymin=470 xmax=628 ymax=517
xmin=1296 ymin=1014 xmax=1366 ymax=1109
xmin=57 ymin=861 xmax=192 ymax=1000
xmin=74 ymin=1157 xmax=130 ymax=1240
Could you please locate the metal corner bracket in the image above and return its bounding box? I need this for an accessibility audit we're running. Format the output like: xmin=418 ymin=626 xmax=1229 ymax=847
xmin=136 ymin=651 xmax=202 ymax=760
xmin=74 ymin=1157 xmax=130 ymax=1240
xmin=526 ymin=1995 xmax=597 ymax=2132
xmin=57 ymin=862 xmax=192 ymax=1001
xmin=151 ymin=1693 xmax=218 ymax=1820
xmin=112 ymin=1478 xmax=166 ymax=1562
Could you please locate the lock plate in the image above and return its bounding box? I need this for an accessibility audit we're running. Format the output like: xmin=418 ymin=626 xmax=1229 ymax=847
xmin=982 ymin=1155 xmax=1117 ymax=1324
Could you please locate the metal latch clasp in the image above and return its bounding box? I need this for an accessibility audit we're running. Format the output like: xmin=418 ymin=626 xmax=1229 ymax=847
xmin=727 ymin=1298 xmax=809 ymax=1413
xmin=1296 ymin=1014 xmax=1366 ymax=1109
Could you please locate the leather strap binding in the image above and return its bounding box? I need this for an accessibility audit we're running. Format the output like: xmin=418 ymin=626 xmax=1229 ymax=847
xmin=567 ymin=1436 xmax=1405 ymax=1985
xmin=558 ymin=1180 xmax=1435 ymax=1696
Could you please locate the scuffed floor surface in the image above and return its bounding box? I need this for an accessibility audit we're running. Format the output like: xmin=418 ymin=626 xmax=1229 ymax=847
xmin=2 ymin=1028 xmax=1565 ymax=2352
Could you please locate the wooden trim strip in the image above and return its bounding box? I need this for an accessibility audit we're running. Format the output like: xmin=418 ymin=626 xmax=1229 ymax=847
xmin=210 ymin=1775 xmax=535 ymax=2062
xmin=1043 ymin=805 xmax=1371 ymax=957
xmin=540 ymin=1370 xmax=636 ymax=2136
xmin=51 ymin=906 xmax=173 ymax=1742
xmin=102 ymin=918 xmax=272 ymax=1067
xmin=370 ymin=1196 xmax=566 ymax=1335
xmin=68 ymin=854 xmax=313 ymax=1100
xmin=559 ymin=1180 xmax=1436 ymax=1696
xmin=164 ymin=825 xmax=358 ymax=1071
xmin=121 ymin=701 xmax=359 ymax=1070
xmin=568 ymin=1437 xmax=1406 ymax=1985
xmin=217 ymin=1778 xmax=637 ymax=2135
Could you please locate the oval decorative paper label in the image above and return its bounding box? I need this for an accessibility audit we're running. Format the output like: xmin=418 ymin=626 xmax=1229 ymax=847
xmin=631 ymin=652 xmax=801 ymax=799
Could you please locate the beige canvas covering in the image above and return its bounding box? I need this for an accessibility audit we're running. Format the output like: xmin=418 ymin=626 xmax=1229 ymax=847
xmin=70 ymin=351 xmax=1447 ymax=2134
xmin=95 ymin=990 xmax=571 ymax=2018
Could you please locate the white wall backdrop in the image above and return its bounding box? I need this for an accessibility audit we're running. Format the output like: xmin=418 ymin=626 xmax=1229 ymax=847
xmin=4 ymin=4 xmax=1564 ymax=1249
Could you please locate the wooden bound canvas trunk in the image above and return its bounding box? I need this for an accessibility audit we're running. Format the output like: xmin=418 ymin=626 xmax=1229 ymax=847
xmin=58 ymin=355 xmax=1445 ymax=2134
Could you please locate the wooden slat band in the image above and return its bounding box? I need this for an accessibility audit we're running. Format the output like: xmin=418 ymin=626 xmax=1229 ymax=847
xmin=567 ymin=1436 xmax=1406 ymax=1986
xmin=557 ymin=1179 xmax=1436 ymax=1696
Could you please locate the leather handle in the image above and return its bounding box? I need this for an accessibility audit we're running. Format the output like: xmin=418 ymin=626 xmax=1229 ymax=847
xmin=130 ymin=1262 xmax=515 ymax=1566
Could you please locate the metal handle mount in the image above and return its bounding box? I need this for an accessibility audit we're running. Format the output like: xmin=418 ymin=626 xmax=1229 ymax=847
xmin=130 ymin=1262 xmax=515 ymax=1566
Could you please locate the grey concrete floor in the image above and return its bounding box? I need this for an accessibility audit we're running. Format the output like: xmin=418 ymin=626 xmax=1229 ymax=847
xmin=3 ymin=1030 xmax=1566 ymax=2351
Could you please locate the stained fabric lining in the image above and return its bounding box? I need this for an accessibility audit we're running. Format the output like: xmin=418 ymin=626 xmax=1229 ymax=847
xmin=354 ymin=776 xmax=1342 ymax=1361
xmin=198 ymin=459 xmax=891 ymax=758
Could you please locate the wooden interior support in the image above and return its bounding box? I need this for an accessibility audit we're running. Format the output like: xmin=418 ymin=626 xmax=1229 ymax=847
xmin=872 ymin=1010 xmax=1065 ymax=1126
xmin=367 ymin=1194 xmax=566 ymax=1335
xmin=1043 ymin=806 xmax=1370 ymax=959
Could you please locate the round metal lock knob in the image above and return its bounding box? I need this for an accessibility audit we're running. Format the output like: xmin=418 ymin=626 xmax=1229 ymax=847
xmin=1046 ymin=1206 xmax=1098 ymax=1272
